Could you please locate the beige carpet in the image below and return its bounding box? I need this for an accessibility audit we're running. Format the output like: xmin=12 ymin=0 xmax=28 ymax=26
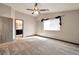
xmin=0 ymin=36 xmax=79 ymax=55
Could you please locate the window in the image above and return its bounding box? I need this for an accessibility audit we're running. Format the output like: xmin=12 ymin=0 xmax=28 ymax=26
xmin=43 ymin=17 xmax=61 ymax=31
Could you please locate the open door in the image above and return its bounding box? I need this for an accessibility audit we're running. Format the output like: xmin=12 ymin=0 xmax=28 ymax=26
xmin=15 ymin=19 xmax=23 ymax=38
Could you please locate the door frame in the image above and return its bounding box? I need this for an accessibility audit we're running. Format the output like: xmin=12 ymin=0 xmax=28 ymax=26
xmin=15 ymin=19 xmax=24 ymax=38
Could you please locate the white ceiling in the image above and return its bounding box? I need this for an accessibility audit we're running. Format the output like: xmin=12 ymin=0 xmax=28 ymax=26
xmin=4 ymin=3 xmax=79 ymax=16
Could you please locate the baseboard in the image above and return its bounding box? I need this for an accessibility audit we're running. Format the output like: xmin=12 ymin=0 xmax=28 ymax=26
xmin=26 ymin=34 xmax=37 ymax=37
xmin=26 ymin=34 xmax=79 ymax=45
xmin=35 ymin=34 xmax=79 ymax=46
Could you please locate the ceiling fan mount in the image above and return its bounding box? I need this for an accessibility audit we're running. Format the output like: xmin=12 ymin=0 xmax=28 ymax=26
xmin=26 ymin=3 xmax=49 ymax=15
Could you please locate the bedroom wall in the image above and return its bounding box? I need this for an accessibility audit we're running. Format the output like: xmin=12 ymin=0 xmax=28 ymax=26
xmin=36 ymin=10 xmax=79 ymax=44
xmin=0 ymin=3 xmax=11 ymax=18
xmin=15 ymin=11 xmax=36 ymax=37
xmin=0 ymin=3 xmax=36 ymax=39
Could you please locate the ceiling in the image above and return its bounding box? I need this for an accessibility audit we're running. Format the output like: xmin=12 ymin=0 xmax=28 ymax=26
xmin=4 ymin=3 xmax=79 ymax=16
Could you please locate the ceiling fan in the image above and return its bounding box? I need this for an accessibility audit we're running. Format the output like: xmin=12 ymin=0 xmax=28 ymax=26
xmin=26 ymin=3 xmax=49 ymax=15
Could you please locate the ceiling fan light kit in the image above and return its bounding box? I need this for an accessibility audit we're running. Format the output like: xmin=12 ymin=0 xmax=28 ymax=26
xmin=33 ymin=11 xmax=39 ymax=15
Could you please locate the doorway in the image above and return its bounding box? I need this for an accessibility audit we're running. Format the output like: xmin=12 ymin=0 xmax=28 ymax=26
xmin=15 ymin=19 xmax=24 ymax=38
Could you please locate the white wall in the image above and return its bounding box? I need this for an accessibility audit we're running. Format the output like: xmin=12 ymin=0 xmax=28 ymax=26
xmin=36 ymin=10 xmax=79 ymax=44
xmin=15 ymin=11 xmax=36 ymax=37
xmin=0 ymin=3 xmax=11 ymax=18
xmin=0 ymin=3 xmax=36 ymax=39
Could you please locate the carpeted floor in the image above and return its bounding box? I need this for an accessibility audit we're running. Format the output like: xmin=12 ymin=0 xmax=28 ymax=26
xmin=0 ymin=36 xmax=79 ymax=55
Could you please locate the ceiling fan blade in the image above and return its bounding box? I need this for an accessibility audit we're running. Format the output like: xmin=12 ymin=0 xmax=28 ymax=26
xmin=32 ymin=12 xmax=34 ymax=14
xmin=26 ymin=9 xmax=34 ymax=11
xmin=39 ymin=9 xmax=49 ymax=11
